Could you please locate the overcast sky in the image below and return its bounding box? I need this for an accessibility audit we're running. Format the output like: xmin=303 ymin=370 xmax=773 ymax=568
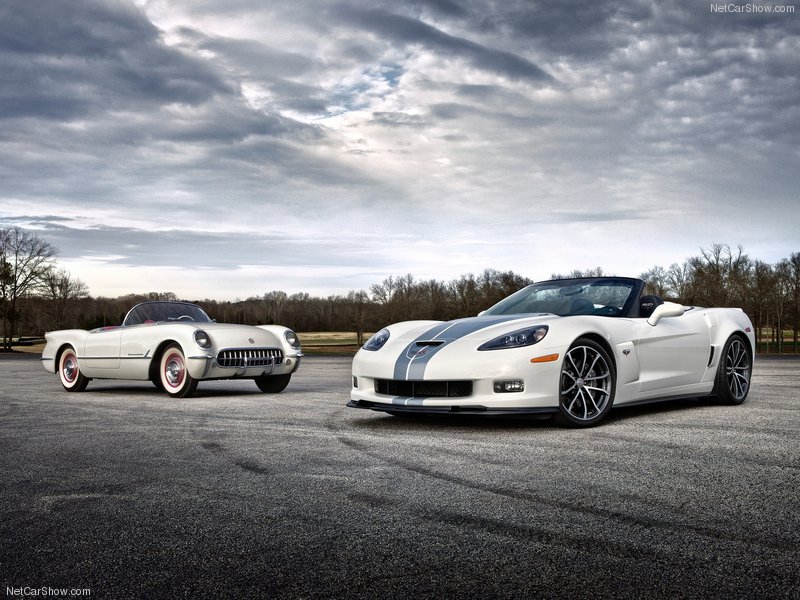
xmin=1 ymin=0 xmax=798 ymax=299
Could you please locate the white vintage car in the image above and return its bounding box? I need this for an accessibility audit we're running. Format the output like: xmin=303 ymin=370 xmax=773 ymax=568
xmin=349 ymin=277 xmax=755 ymax=427
xmin=41 ymin=301 xmax=302 ymax=397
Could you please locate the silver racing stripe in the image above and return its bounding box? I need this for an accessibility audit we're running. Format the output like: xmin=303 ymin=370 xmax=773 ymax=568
xmin=391 ymin=315 xmax=527 ymax=381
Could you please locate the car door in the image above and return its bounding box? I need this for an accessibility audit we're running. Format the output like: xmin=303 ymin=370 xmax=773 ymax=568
xmin=83 ymin=327 xmax=122 ymax=370
xmin=635 ymin=310 xmax=710 ymax=393
xmin=118 ymin=324 xmax=160 ymax=379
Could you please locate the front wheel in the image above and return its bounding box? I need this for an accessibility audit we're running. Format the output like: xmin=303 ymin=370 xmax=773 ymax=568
xmin=255 ymin=373 xmax=291 ymax=393
xmin=555 ymin=339 xmax=615 ymax=427
xmin=713 ymin=335 xmax=752 ymax=405
xmin=58 ymin=346 xmax=89 ymax=392
xmin=159 ymin=344 xmax=198 ymax=398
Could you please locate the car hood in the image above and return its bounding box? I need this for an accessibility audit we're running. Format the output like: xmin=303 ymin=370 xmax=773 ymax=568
xmin=182 ymin=322 xmax=285 ymax=349
xmin=371 ymin=313 xmax=561 ymax=381
xmin=390 ymin=313 xmax=559 ymax=345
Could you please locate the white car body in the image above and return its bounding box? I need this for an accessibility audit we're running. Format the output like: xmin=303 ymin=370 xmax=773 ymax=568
xmin=349 ymin=277 xmax=755 ymax=426
xmin=42 ymin=301 xmax=303 ymax=397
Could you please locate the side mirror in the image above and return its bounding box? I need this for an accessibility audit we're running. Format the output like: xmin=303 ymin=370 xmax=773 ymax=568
xmin=647 ymin=301 xmax=685 ymax=326
xmin=478 ymin=310 xmax=487 ymax=316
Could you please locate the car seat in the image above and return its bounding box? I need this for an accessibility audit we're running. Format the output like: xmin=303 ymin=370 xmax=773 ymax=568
xmin=639 ymin=295 xmax=664 ymax=318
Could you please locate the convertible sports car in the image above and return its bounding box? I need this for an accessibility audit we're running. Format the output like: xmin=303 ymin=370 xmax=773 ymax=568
xmin=348 ymin=277 xmax=754 ymax=426
xmin=42 ymin=301 xmax=302 ymax=397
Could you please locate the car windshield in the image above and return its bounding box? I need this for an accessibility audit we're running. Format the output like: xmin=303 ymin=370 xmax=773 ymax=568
xmin=123 ymin=302 xmax=212 ymax=326
xmin=483 ymin=278 xmax=640 ymax=317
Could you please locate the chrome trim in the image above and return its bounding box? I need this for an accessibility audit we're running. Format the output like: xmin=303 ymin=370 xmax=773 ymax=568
xmin=216 ymin=348 xmax=283 ymax=368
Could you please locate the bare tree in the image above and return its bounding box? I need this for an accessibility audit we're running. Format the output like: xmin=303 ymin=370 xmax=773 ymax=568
xmin=40 ymin=268 xmax=89 ymax=330
xmin=666 ymin=262 xmax=693 ymax=302
xmin=748 ymin=260 xmax=776 ymax=352
xmin=777 ymin=253 xmax=800 ymax=352
xmin=1 ymin=227 xmax=57 ymax=350
xmin=640 ymin=265 xmax=670 ymax=297
xmin=550 ymin=267 xmax=607 ymax=279
xmin=263 ymin=290 xmax=288 ymax=324
xmin=346 ymin=290 xmax=370 ymax=345
xmin=449 ymin=273 xmax=479 ymax=316
xmin=687 ymin=243 xmax=750 ymax=307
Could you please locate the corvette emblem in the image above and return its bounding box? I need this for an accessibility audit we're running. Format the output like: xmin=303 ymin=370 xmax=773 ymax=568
xmin=406 ymin=345 xmax=432 ymax=359
xmin=248 ymin=338 xmax=255 ymax=344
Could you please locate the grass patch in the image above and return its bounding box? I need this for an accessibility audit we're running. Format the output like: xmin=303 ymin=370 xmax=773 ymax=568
xmin=299 ymin=332 xmax=367 ymax=356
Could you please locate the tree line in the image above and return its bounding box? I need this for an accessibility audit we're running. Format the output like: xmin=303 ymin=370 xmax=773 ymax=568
xmin=2 ymin=227 xmax=799 ymax=352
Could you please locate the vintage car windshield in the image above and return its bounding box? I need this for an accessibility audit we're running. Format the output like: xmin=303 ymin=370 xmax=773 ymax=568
xmin=483 ymin=278 xmax=640 ymax=317
xmin=123 ymin=302 xmax=212 ymax=326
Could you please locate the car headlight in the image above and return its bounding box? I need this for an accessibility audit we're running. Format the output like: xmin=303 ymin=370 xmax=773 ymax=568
xmin=363 ymin=328 xmax=390 ymax=351
xmin=478 ymin=325 xmax=549 ymax=351
xmin=194 ymin=330 xmax=212 ymax=349
xmin=284 ymin=330 xmax=301 ymax=348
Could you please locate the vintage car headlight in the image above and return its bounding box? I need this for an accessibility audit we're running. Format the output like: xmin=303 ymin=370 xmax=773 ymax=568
xmin=478 ymin=325 xmax=549 ymax=351
xmin=363 ymin=328 xmax=390 ymax=351
xmin=284 ymin=330 xmax=301 ymax=348
xmin=194 ymin=330 xmax=212 ymax=349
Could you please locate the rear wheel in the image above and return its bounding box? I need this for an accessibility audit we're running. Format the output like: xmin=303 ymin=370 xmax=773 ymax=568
xmin=555 ymin=338 xmax=615 ymax=427
xmin=713 ymin=335 xmax=752 ymax=405
xmin=159 ymin=344 xmax=198 ymax=398
xmin=58 ymin=346 xmax=89 ymax=392
xmin=255 ymin=373 xmax=291 ymax=393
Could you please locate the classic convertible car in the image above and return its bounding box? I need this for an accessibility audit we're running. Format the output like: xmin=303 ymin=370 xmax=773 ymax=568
xmin=348 ymin=277 xmax=754 ymax=426
xmin=42 ymin=301 xmax=302 ymax=397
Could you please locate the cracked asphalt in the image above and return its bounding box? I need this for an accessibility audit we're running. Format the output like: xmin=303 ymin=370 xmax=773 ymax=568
xmin=1 ymin=354 xmax=798 ymax=599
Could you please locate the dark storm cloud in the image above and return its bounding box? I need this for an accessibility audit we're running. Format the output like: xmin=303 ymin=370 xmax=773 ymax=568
xmin=330 ymin=5 xmax=554 ymax=82
xmin=0 ymin=0 xmax=231 ymax=122
xmin=1 ymin=0 xmax=798 ymax=295
xmin=472 ymin=0 xmax=642 ymax=58
xmin=20 ymin=217 xmax=386 ymax=271
xmin=178 ymin=28 xmax=329 ymax=114
xmin=413 ymin=0 xmax=468 ymax=19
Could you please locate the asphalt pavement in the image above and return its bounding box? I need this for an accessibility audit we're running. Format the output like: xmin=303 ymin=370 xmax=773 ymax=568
xmin=1 ymin=354 xmax=798 ymax=599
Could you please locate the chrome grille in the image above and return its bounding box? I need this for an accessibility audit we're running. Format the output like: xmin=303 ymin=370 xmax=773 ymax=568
xmin=217 ymin=348 xmax=283 ymax=368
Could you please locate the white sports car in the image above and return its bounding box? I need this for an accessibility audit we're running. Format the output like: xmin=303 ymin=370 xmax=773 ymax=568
xmin=348 ymin=277 xmax=754 ymax=426
xmin=42 ymin=301 xmax=303 ymax=397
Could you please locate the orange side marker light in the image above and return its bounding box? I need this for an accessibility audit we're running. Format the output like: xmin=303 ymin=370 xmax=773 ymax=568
xmin=531 ymin=353 xmax=559 ymax=364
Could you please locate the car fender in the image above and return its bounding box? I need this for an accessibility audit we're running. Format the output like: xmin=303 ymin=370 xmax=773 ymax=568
xmin=41 ymin=330 xmax=91 ymax=374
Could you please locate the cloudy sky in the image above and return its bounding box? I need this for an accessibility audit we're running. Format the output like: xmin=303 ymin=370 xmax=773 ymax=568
xmin=1 ymin=0 xmax=798 ymax=299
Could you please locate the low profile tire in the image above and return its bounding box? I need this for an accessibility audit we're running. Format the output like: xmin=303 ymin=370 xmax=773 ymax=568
xmin=555 ymin=338 xmax=615 ymax=427
xmin=58 ymin=346 xmax=89 ymax=392
xmin=255 ymin=373 xmax=291 ymax=393
xmin=713 ymin=335 xmax=752 ymax=405
xmin=159 ymin=344 xmax=198 ymax=398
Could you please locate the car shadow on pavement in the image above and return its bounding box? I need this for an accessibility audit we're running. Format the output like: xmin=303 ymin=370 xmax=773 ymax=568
xmin=347 ymin=396 xmax=714 ymax=432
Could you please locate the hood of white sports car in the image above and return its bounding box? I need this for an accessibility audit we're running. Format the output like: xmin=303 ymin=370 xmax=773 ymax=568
xmin=390 ymin=313 xmax=557 ymax=344
xmin=373 ymin=314 xmax=559 ymax=381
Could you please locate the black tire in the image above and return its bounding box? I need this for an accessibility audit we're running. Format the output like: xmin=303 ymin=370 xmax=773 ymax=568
xmin=255 ymin=373 xmax=291 ymax=393
xmin=159 ymin=343 xmax=198 ymax=398
xmin=713 ymin=335 xmax=752 ymax=405
xmin=58 ymin=346 xmax=89 ymax=392
xmin=555 ymin=338 xmax=615 ymax=427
